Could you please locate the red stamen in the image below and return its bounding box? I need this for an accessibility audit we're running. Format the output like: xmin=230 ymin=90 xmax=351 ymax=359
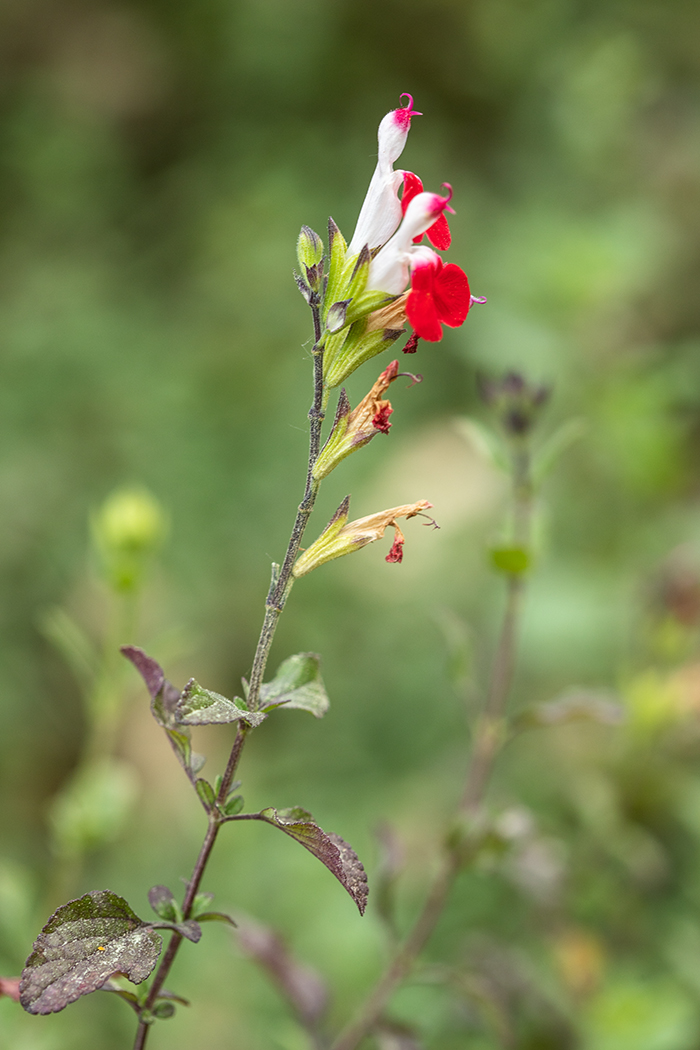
xmin=403 ymin=332 xmax=420 ymax=354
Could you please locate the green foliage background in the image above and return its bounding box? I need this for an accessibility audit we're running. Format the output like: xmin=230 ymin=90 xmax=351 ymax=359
xmin=2 ymin=0 xmax=700 ymax=1047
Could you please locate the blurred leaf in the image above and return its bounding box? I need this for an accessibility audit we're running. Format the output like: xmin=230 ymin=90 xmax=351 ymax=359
xmin=20 ymin=891 xmax=161 ymax=1015
xmin=256 ymin=807 xmax=368 ymax=914
xmin=238 ymin=917 xmax=328 ymax=1026
xmin=375 ymin=1020 xmax=425 ymax=1050
xmin=220 ymin=794 xmax=244 ymax=817
xmin=147 ymin=886 xmax=180 ymax=924
xmin=176 ymin=679 xmax=266 ymax=727
xmin=50 ymin=757 xmax=139 ymax=857
xmin=374 ymin=822 xmax=405 ymax=939
xmin=260 ymin=653 xmax=329 ymax=718
xmin=38 ymin=606 xmax=99 ymax=694
xmin=152 ymin=920 xmax=201 ymax=944
xmin=515 ymin=690 xmax=625 ymax=731
xmin=153 ymin=1000 xmax=176 ymax=1018
xmin=99 ymin=978 xmax=141 ymax=1012
xmin=0 ymin=976 xmax=20 ymax=1002
xmin=532 ymin=418 xmax=586 ymax=485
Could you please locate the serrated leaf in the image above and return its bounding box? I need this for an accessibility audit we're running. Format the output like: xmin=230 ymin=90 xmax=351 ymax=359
xmin=260 ymin=654 xmax=329 ymax=718
xmin=176 ymin=679 xmax=266 ymax=727
xmin=257 ymin=808 xmax=368 ymax=915
xmin=195 ymin=911 xmax=237 ymax=928
xmin=20 ymin=891 xmax=162 ymax=1015
xmin=147 ymin=886 xmax=180 ymax=924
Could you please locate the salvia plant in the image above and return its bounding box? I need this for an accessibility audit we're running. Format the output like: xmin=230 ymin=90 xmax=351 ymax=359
xmin=7 ymin=94 xmax=579 ymax=1049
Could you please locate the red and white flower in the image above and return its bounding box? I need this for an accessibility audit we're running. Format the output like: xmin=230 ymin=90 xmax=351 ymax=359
xmin=405 ymin=247 xmax=472 ymax=342
xmin=348 ymin=93 xmax=421 ymax=256
xmin=400 ymin=172 xmax=451 ymax=251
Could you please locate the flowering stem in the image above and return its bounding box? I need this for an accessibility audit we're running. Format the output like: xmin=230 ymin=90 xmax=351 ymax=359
xmin=330 ymin=436 xmax=533 ymax=1050
xmin=132 ymin=306 xmax=327 ymax=1049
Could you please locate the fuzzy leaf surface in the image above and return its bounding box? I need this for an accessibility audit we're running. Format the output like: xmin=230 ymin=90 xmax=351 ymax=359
xmin=176 ymin=679 xmax=266 ymax=727
xmin=20 ymin=891 xmax=161 ymax=1015
xmin=257 ymin=808 xmax=368 ymax=914
xmin=260 ymin=654 xmax=329 ymax=718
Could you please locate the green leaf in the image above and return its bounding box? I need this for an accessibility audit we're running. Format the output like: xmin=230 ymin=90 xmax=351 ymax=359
xmin=195 ymin=778 xmax=216 ymax=811
xmin=20 ymin=891 xmax=162 ymax=1015
xmin=176 ymin=679 xmax=266 ymax=727
xmin=98 ymin=978 xmax=141 ymax=1013
xmin=153 ymin=1000 xmax=176 ymax=1019
xmin=220 ymin=794 xmax=244 ymax=817
xmin=490 ymin=546 xmax=531 ymax=575
xmin=147 ymin=886 xmax=180 ymax=924
xmin=260 ymin=653 xmax=329 ymax=718
xmin=195 ymin=911 xmax=237 ymax=928
xmin=190 ymin=892 xmax=214 ymax=917
xmin=257 ymin=808 xmax=368 ymax=915
xmin=38 ymin=606 xmax=99 ymax=694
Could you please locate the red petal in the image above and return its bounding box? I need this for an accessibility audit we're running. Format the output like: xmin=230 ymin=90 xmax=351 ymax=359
xmin=400 ymin=171 xmax=423 ymax=215
xmin=433 ymin=264 xmax=471 ymax=327
xmin=385 ymin=538 xmax=404 ymax=563
xmin=372 ymin=404 xmax=393 ymax=434
xmin=426 ymin=212 xmax=451 ymax=250
xmin=406 ymin=288 xmax=443 ymax=341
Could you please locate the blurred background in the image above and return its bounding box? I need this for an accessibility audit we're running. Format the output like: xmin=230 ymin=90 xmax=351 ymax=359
xmin=2 ymin=0 xmax=700 ymax=1047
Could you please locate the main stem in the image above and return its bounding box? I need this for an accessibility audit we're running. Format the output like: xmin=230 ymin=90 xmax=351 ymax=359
xmin=132 ymin=305 xmax=326 ymax=1050
xmin=330 ymin=439 xmax=532 ymax=1050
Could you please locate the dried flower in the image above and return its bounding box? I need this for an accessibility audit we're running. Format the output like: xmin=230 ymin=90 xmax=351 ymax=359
xmin=293 ymin=498 xmax=434 ymax=577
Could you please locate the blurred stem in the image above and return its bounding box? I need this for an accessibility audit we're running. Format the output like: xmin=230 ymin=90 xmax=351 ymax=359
xmin=330 ymin=436 xmax=533 ymax=1050
xmin=133 ymin=304 xmax=327 ymax=1050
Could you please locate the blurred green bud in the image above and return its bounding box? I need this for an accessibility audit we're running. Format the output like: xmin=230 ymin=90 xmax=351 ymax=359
xmin=152 ymin=1001 xmax=176 ymax=1019
xmin=297 ymin=225 xmax=324 ymax=270
xmin=92 ymin=486 xmax=167 ymax=593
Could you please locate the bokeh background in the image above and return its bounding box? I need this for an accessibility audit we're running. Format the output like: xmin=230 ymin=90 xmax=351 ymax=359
xmin=2 ymin=0 xmax=700 ymax=1047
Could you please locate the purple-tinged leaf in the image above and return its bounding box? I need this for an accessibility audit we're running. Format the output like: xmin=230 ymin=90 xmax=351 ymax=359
xmin=20 ymin=891 xmax=161 ymax=1015
xmin=157 ymin=989 xmax=190 ymax=1006
xmin=176 ymin=679 xmax=266 ymax=728
xmin=238 ymin=917 xmax=328 ymax=1025
xmin=257 ymin=808 xmax=368 ymax=915
xmin=148 ymin=886 xmax=179 ymax=923
xmin=260 ymin=653 xmax=329 ymax=718
xmin=122 ymin=647 xmax=205 ymax=781
xmin=121 ymin=646 xmax=164 ymax=699
xmin=148 ymin=919 xmax=202 ymax=944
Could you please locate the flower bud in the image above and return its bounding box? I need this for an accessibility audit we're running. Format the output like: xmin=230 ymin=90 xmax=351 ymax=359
xmin=293 ymin=498 xmax=433 ymax=577
xmin=296 ymin=225 xmax=324 ymax=270
xmin=91 ymin=486 xmax=167 ymax=593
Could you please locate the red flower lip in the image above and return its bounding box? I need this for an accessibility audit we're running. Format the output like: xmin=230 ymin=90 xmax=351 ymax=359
xmin=400 ymin=173 xmax=452 ymax=251
xmin=406 ymin=251 xmax=472 ymax=342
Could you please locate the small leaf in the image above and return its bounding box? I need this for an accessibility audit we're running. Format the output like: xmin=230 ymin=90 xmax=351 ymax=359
xmin=260 ymin=654 xmax=329 ymax=718
xmin=157 ymin=989 xmax=190 ymax=1006
xmin=195 ymin=779 xmax=216 ymax=811
xmin=490 ymin=546 xmax=531 ymax=576
xmin=238 ymin=917 xmax=328 ymax=1025
xmin=121 ymin=645 xmax=165 ymax=700
xmin=176 ymin=679 xmax=266 ymax=727
xmin=190 ymin=892 xmax=214 ymax=918
xmin=196 ymin=912 xmax=237 ymax=928
xmin=20 ymin=891 xmax=162 ymax=1015
xmin=149 ymin=920 xmax=202 ymax=944
xmin=257 ymin=808 xmax=368 ymax=914
xmin=153 ymin=1000 xmax=176 ymax=1019
xmin=148 ymin=886 xmax=180 ymax=924
xmin=221 ymin=794 xmax=244 ymax=817
xmin=99 ymin=978 xmax=141 ymax=1013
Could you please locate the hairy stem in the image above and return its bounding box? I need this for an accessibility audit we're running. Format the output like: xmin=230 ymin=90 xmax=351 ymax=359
xmin=132 ymin=305 xmax=326 ymax=1049
xmin=330 ymin=439 xmax=532 ymax=1050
